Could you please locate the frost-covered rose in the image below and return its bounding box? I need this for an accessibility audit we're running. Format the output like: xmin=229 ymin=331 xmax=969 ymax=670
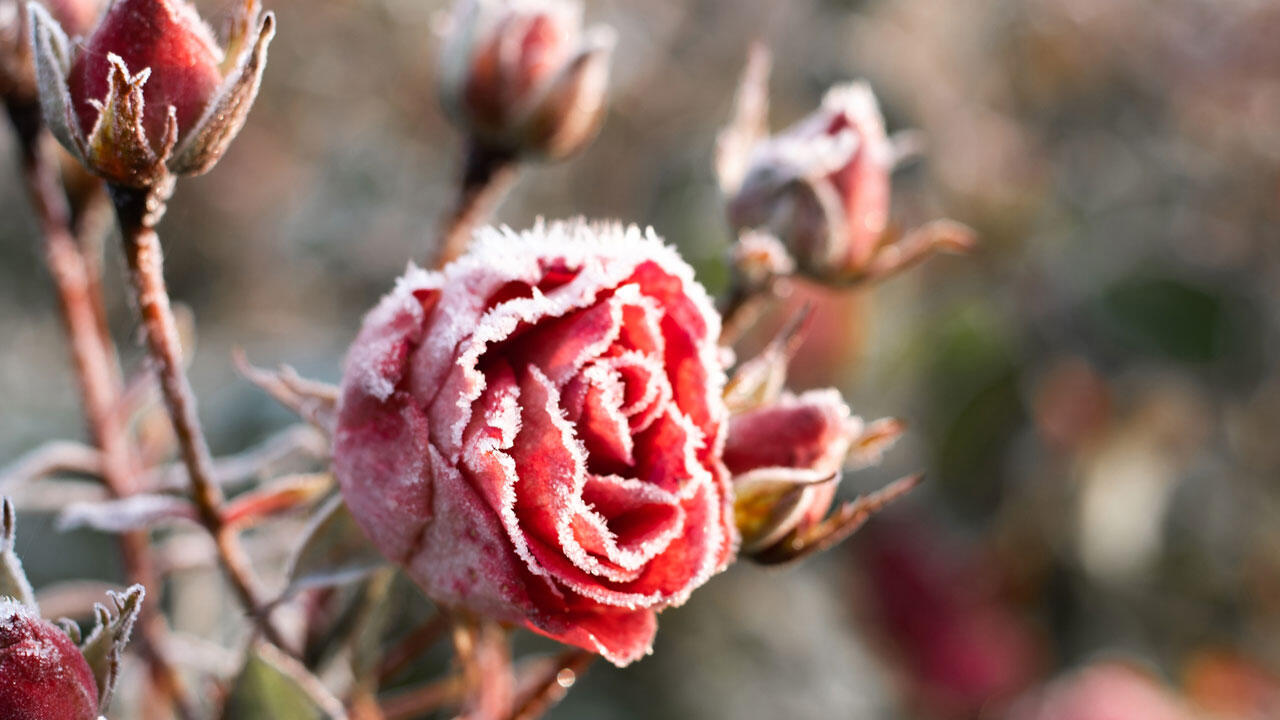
xmin=334 ymin=222 xmax=734 ymax=665
xmin=0 ymin=599 xmax=99 ymax=720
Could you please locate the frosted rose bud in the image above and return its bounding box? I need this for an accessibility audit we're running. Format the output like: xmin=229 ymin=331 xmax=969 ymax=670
xmin=334 ymin=221 xmax=734 ymax=666
xmin=726 ymin=83 xmax=892 ymax=280
xmin=0 ymin=599 xmax=100 ymax=720
xmin=28 ymin=0 xmax=276 ymax=187
xmin=438 ymin=0 xmax=615 ymax=160
xmin=723 ymin=389 xmax=860 ymax=556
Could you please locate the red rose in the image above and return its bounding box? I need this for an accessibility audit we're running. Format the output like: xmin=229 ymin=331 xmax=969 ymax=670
xmin=0 ymin=599 xmax=99 ymax=720
xmin=334 ymin=221 xmax=734 ymax=666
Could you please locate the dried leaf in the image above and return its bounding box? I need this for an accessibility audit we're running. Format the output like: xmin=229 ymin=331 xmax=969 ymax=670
xmin=846 ymin=417 xmax=907 ymax=471
xmin=0 ymin=440 xmax=103 ymax=492
xmin=223 ymin=644 xmax=349 ymax=720
xmin=79 ymin=584 xmax=145 ymax=712
xmin=56 ymin=493 xmax=198 ymax=533
xmin=753 ymin=474 xmax=923 ymax=565
xmin=223 ymin=473 xmax=334 ymax=528
xmin=235 ymin=349 xmax=339 ymax=436
xmin=284 ymin=496 xmax=386 ymax=597
xmin=723 ymin=303 xmax=811 ymax=414
xmin=171 ymin=11 xmax=276 ymax=175
xmin=715 ymin=42 xmax=772 ymax=194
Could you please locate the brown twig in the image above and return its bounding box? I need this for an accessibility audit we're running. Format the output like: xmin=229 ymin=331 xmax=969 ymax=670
xmin=375 ymin=612 xmax=450 ymax=685
xmin=108 ymin=180 xmax=291 ymax=653
xmin=508 ymin=649 xmax=594 ymax=720
xmin=6 ymin=101 xmax=196 ymax=720
xmin=378 ymin=675 xmax=466 ymax=720
xmin=435 ymin=140 xmax=518 ymax=268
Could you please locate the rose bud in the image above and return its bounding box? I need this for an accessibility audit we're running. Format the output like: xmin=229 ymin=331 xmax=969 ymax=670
xmin=723 ymin=389 xmax=906 ymax=560
xmin=28 ymin=0 xmax=276 ymax=187
xmin=0 ymin=599 xmax=100 ymax=720
xmin=334 ymin=221 xmax=734 ymax=666
xmin=725 ymin=82 xmax=892 ymax=280
xmin=438 ymin=0 xmax=615 ymax=160
xmin=718 ymin=47 xmax=974 ymax=286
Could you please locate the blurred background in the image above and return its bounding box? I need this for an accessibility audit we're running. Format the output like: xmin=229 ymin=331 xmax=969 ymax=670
xmin=3 ymin=0 xmax=1280 ymax=717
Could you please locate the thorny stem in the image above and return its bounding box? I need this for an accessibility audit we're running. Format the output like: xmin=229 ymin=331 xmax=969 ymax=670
xmin=108 ymin=180 xmax=292 ymax=652
xmin=5 ymin=101 xmax=196 ymax=720
xmin=435 ymin=140 xmax=518 ymax=268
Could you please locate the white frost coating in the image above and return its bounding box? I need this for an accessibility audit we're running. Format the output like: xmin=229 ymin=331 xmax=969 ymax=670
xmin=435 ymin=220 xmax=726 ymax=462
xmin=0 ymin=595 xmax=38 ymax=624
xmin=344 ymin=263 xmax=438 ymax=402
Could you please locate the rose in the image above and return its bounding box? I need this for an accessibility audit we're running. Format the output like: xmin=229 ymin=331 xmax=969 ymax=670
xmin=438 ymin=0 xmax=615 ymax=160
xmin=0 ymin=598 xmax=100 ymax=720
xmin=29 ymin=0 xmax=276 ymax=186
xmin=725 ymin=82 xmax=892 ymax=280
xmin=333 ymin=221 xmax=734 ymax=666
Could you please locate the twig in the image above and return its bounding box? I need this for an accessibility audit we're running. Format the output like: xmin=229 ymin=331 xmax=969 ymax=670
xmin=6 ymin=101 xmax=195 ymax=719
xmin=108 ymin=180 xmax=291 ymax=653
xmin=508 ymin=649 xmax=594 ymax=720
xmin=375 ymin=612 xmax=450 ymax=685
xmin=435 ymin=141 xmax=518 ymax=268
xmin=379 ymin=676 xmax=466 ymax=720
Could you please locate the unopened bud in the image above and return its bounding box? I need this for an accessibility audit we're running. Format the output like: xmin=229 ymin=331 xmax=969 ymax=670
xmin=0 ymin=599 xmax=100 ymax=720
xmin=726 ymin=82 xmax=892 ymax=281
xmin=438 ymin=0 xmax=614 ymax=160
xmin=724 ymin=390 xmax=859 ymax=555
xmin=29 ymin=0 xmax=276 ymax=187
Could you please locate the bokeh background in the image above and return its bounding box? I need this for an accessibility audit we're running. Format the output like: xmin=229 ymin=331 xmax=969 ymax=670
xmin=3 ymin=0 xmax=1280 ymax=717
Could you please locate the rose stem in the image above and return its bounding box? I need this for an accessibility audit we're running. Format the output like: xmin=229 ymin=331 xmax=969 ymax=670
xmin=434 ymin=140 xmax=518 ymax=268
xmin=507 ymin=649 xmax=594 ymax=720
xmin=108 ymin=180 xmax=291 ymax=652
xmin=5 ymin=102 xmax=196 ymax=720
